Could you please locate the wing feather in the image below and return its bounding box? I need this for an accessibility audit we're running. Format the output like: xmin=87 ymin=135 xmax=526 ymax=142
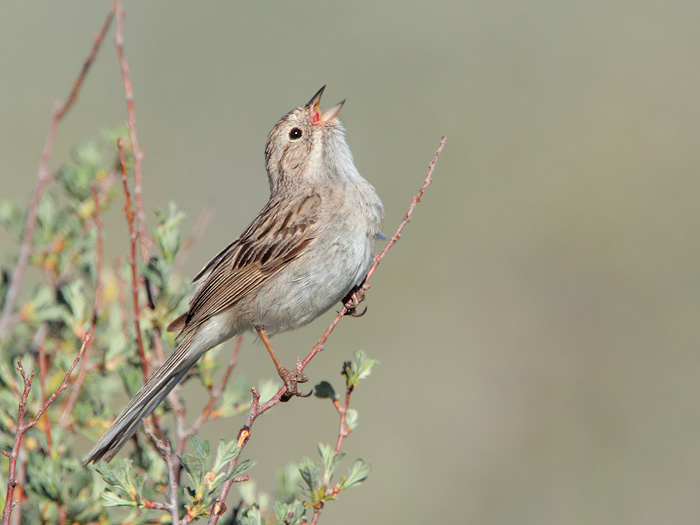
xmin=169 ymin=192 xmax=320 ymax=335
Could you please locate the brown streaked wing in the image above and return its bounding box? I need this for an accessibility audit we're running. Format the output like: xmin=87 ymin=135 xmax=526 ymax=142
xmin=177 ymin=193 xmax=320 ymax=334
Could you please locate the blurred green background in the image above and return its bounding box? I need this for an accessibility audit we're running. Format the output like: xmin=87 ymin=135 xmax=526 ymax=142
xmin=2 ymin=1 xmax=700 ymax=523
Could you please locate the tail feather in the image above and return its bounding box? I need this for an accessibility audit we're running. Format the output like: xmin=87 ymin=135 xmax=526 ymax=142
xmin=82 ymin=338 xmax=199 ymax=465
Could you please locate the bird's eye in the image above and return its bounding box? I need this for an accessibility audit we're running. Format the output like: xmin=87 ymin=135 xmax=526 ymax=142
xmin=289 ymin=127 xmax=303 ymax=140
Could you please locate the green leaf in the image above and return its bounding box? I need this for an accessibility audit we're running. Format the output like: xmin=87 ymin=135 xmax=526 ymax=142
xmin=228 ymin=458 xmax=255 ymax=480
xmin=35 ymin=192 xmax=58 ymax=238
xmin=235 ymin=503 xmax=263 ymax=525
xmin=274 ymin=500 xmax=306 ymax=525
xmin=120 ymin=365 xmax=143 ymax=398
xmin=0 ymin=199 xmax=24 ymax=238
xmin=94 ymin=459 xmax=136 ymax=492
xmin=276 ymin=463 xmax=302 ymax=504
xmin=343 ymin=350 xmax=379 ymax=388
xmin=298 ymin=457 xmax=321 ymax=498
xmin=153 ymin=202 xmax=186 ymax=263
xmin=30 ymin=285 xmax=69 ymax=324
xmin=57 ymin=136 xmax=103 ymax=201
xmin=258 ymin=378 xmax=279 ymax=404
xmin=192 ymin=435 xmax=210 ymax=461
xmin=180 ymin=437 xmax=210 ymax=487
xmin=93 ymin=459 xmax=147 ymax=508
xmin=340 ymin=458 xmax=371 ymax=490
xmin=318 ymin=443 xmax=344 ymax=484
xmin=345 ymin=408 xmax=359 ymax=432
xmin=216 ymin=377 xmax=252 ymax=417
xmin=313 ymin=380 xmax=336 ymax=400
xmin=60 ymin=279 xmax=89 ymax=324
xmin=100 ymin=491 xmax=137 ymax=508
xmin=212 ymin=439 xmax=241 ymax=474
xmin=352 ymin=350 xmax=379 ymax=382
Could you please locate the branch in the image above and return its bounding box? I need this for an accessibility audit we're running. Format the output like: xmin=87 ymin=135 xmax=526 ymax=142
xmin=118 ymin=135 xmax=170 ymax=462
xmin=37 ymin=341 xmax=52 ymax=454
xmin=114 ymin=0 xmax=148 ymax=256
xmin=307 ymin=371 xmax=358 ymax=525
xmin=180 ymin=336 xmax=243 ymax=451
xmin=142 ymin=422 xmax=181 ymax=525
xmin=362 ymin=136 xmax=447 ymax=285
xmin=150 ymin=329 xmax=187 ymax=463
xmin=2 ymin=333 xmax=92 ymax=525
xmin=114 ymin=259 xmax=129 ymax=330
xmin=118 ymin=138 xmax=149 ymax=380
xmin=207 ymin=388 xmax=261 ymax=524
xmin=310 ymin=508 xmax=323 ymax=525
xmin=333 ymin=386 xmax=353 ymax=455
xmin=58 ymin=184 xmax=105 ymax=428
xmin=0 ymin=7 xmax=115 ymax=341
xmin=207 ymin=137 xmax=447 ymax=523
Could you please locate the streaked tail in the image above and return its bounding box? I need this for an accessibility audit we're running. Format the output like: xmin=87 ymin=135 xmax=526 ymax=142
xmin=82 ymin=337 xmax=199 ymax=465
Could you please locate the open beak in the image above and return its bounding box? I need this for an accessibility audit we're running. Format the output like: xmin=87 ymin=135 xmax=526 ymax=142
xmin=306 ymin=85 xmax=345 ymax=125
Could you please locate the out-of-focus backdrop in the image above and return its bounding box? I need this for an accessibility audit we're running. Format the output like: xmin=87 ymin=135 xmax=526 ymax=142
xmin=2 ymin=2 xmax=700 ymax=523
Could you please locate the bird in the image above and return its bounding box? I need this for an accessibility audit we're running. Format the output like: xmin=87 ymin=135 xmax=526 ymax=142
xmin=83 ymin=86 xmax=384 ymax=464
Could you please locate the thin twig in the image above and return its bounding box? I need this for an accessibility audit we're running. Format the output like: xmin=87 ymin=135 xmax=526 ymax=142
xmin=142 ymin=422 xmax=180 ymax=524
xmin=37 ymin=342 xmax=53 ymax=454
xmin=181 ymin=336 xmax=243 ymax=450
xmin=303 ymin=380 xmax=355 ymax=525
xmin=207 ymin=389 xmax=261 ymax=524
xmin=118 ymin=135 xmax=169 ymax=460
xmin=114 ymin=259 xmax=129 ymax=330
xmin=150 ymin=328 xmax=186 ymax=486
xmin=333 ymin=386 xmax=353 ymax=455
xmin=2 ymin=333 xmax=91 ymax=525
xmin=363 ymin=137 xmax=447 ymax=285
xmin=207 ymin=137 xmax=447 ymax=523
xmin=307 ymin=137 xmax=448 ymax=367
xmin=6 ymin=449 xmax=25 ymax=525
xmin=0 ymin=7 xmax=115 ymax=341
xmin=58 ymin=184 xmax=105 ymax=428
xmin=118 ymin=138 xmax=149 ymax=380
xmin=309 ymin=508 xmax=323 ymax=525
xmin=114 ymin=0 xmax=148 ymax=256
xmin=55 ymin=11 xmax=116 ymax=121
xmin=151 ymin=330 xmax=187 ymax=450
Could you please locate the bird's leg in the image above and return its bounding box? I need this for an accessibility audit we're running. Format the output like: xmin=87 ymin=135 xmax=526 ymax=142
xmin=341 ymin=283 xmax=369 ymax=317
xmin=256 ymin=328 xmax=308 ymax=399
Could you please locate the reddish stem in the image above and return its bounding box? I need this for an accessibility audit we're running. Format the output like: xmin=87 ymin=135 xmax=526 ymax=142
xmin=2 ymin=333 xmax=91 ymax=525
xmin=117 ymin=137 xmax=149 ymax=380
xmin=58 ymin=184 xmax=104 ymax=428
xmin=207 ymin=137 xmax=447 ymax=523
xmin=309 ymin=508 xmax=323 ymax=525
xmin=334 ymin=387 xmax=353 ymax=455
xmin=142 ymin=422 xmax=181 ymax=524
xmin=37 ymin=343 xmax=53 ymax=454
xmin=207 ymin=388 xmax=261 ymax=524
xmin=0 ymin=7 xmax=115 ymax=340
xmin=114 ymin=0 xmax=148 ymax=257
xmin=181 ymin=336 xmax=244 ymax=450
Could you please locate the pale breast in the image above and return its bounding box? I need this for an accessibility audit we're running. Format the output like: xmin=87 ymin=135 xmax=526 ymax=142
xmin=249 ymin=179 xmax=383 ymax=334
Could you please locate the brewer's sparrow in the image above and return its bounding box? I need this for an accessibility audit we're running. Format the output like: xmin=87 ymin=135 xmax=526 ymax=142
xmin=83 ymin=86 xmax=384 ymax=464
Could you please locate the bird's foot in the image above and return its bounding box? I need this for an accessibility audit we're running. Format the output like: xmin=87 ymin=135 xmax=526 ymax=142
xmin=279 ymin=365 xmax=310 ymax=401
xmin=342 ymin=284 xmax=369 ymax=317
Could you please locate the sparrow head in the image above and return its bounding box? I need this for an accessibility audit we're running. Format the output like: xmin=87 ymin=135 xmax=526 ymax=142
xmin=265 ymin=86 xmax=349 ymax=192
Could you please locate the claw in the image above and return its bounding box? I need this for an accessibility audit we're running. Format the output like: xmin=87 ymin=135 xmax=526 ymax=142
xmin=279 ymin=366 xmax=309 ymax=401
xmin=341 ymin=284 xmax=368 ymax=317
xmin=345 ymin=306 xmax=367 ymax=317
